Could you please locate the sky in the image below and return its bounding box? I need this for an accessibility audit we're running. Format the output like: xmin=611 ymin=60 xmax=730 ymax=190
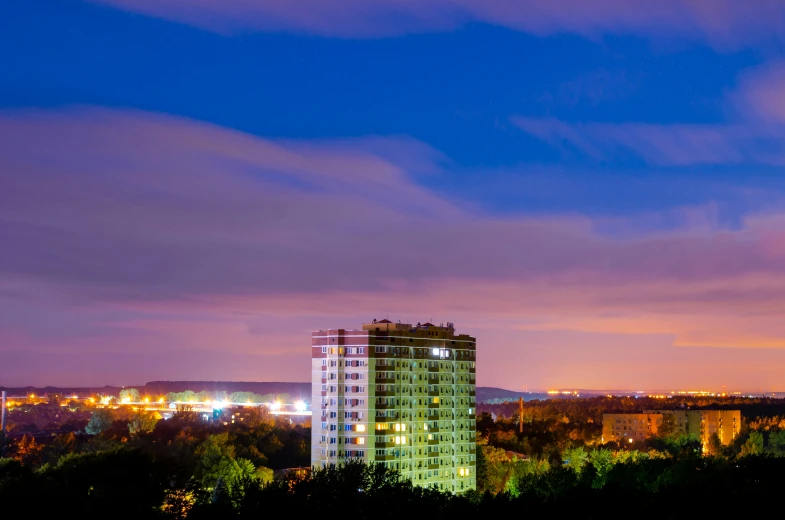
xmin=2 ymin=0 xmax=785 ymax=391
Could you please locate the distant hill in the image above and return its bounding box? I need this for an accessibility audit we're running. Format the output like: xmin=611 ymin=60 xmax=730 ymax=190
xmin=0 ymin=385 xmax=124 ymax=397
xmin=143 ymin=381 xmax=310 ymax=399
xmin=0 ymin=381 xmax=310 ymax=400
xmin=476 ymin=387 xmax=552 ymax=403
xmin=2 ymin=382 xmax=586 ymax=404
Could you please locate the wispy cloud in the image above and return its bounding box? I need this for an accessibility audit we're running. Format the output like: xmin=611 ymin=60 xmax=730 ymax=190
xmin=90 ymin=0 xmax=785 ymax=49
xmin=3 ymin=107 xmax=785 ymax=387
xmin=512 ymin=62 xmax=785 ymax=166
xmin=511 ymin=117 xmax=765 ymax=165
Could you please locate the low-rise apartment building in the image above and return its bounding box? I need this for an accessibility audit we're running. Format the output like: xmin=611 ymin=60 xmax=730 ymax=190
xmin=602 ymin=409 xmax=741 ymax=447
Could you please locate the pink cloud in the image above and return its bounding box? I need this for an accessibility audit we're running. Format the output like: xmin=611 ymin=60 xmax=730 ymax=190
xmin=734 ymin=62 xmax=785 ymax=125
xmin=90 ymin=0 xmax=785 ymax=49
xmin=3 ymin=107 xmax=785 ymax=389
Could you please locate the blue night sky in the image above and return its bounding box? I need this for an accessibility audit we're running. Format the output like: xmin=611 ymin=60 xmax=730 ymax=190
xmin=2 ymin=0 xmax=785 ymax=390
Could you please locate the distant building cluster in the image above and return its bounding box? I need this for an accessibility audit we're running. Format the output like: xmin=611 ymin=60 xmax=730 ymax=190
xmin=602 ymin=409 xmax=741 ymax=446
xmin=311 ymin=320 xmax=477 ymax=493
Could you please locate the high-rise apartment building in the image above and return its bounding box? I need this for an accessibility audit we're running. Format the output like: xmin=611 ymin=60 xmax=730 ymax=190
xmin=602 ymin=409 xmax=741 ymax=447
xmin=311 ymin=320 xmax=477 ymax=493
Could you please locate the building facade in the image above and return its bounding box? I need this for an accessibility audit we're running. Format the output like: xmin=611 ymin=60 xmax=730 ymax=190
xmin=311 ymin=320 xmax=477 ymax=493
xmin=602 ymin=409 xmax=741 ymax=447
xmin=602 ymin=413 xmax=660 ymax=444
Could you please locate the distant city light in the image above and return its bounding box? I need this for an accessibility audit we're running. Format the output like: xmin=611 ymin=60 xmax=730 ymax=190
xmin=295 ymin=401 xmax=306 ymax=412
xmin=269 ymin=401 xmax=281 ymax=411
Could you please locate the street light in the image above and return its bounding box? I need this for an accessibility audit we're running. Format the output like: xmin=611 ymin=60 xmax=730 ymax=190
xmin=295 ymin=401 xmax=306 ymax=412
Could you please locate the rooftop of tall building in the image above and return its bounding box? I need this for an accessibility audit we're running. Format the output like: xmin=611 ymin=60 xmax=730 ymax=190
xmin=362 ymin=319 xmax=457 ymax=332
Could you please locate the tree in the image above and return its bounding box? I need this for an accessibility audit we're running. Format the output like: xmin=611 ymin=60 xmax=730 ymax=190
xmin=740 ymin=431 xmax=764 ymax=457
xmin=196 ymin=433 xmax=258 ymax=495
xmin=85 ymin=409 xmax=114 ymax=435
xmin=256 ymin=466 xmax=274 ymax=486
xmin=475 ymin=437 xmax=488 ymax=492
xmin=0 ymin=431 xmax=11 ymax=458
xmin=45 ymin=432 xmax=77 ymax=464
xmin=705 ymin=432 xmax=723 ymax=457
xmin=589 ymin=448 xmax=613 ymax=488
xmin=14 ymin=435 xmax=44 ymax=467
xmin=562 ymin=446 xmax=589 ymax=474
xmin=657 ymin=414 xmax=678 ymax=438
xmin=166 ymin=390 xmax=197 ymax=404
xmin=119 ymin=388 xmax=141 ymax=403
xmin=230 ymin=392 xmax=261 ymax=404
xmin=667 ymin=433 xmax=702 ymax=458
xmin=768 ymin=431 xmax=785 ymax=457
xmin=160 ymin=489 xmax=196 ymax=519
xmin=171 ymin=405 xmax=200 ymax=426
xmin=478 ymin=441 xmax=515 ymax=494
xmin=242 ymin=406 xmax=274 ymax=429
xmin=128 ymin=410 xmax=161 ymax=435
